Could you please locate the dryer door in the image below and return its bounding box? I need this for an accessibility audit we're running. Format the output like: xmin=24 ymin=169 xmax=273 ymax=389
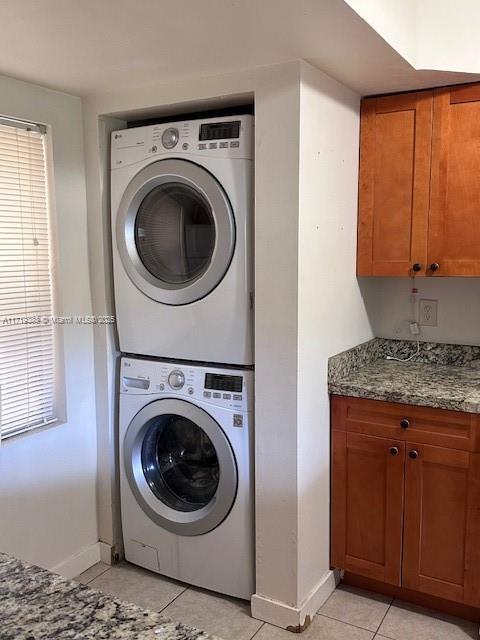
xmin=123 ymin=398 xmax=237 ymax=536
xmin=116 ymin=159 xmax=235 ymax=305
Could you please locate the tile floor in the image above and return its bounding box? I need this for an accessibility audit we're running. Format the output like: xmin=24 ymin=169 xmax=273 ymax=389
xmin=75 ymin=562 xmax=479 ymax=640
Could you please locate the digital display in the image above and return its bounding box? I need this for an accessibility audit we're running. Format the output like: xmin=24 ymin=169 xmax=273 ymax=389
xmin=199 ymin=121 xmax=241 ymax=141
xmin=205 ymin=373 xmax=243 ymax=393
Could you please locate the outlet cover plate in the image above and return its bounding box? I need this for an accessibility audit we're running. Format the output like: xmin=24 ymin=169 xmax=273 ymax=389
xmin=419 ymin=299 xmax=438 ymax=327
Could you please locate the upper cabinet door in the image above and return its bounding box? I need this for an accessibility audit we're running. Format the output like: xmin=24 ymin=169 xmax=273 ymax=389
xmin=428 ymin=84 xmax=480 ymax=276
xmin=357 ymin=92 xmax=433 ymax=276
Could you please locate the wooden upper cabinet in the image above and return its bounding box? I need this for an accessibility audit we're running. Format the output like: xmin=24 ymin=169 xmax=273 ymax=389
xmin=428 ymin=84 xmax=480 ymax=276
xmin=358 ymin=81 xmax=480 ymax=277
xmin=357 ymin=91 xmax=433 ymax=276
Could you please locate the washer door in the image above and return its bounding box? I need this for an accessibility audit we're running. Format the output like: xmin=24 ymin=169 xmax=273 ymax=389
xmin=116 ymin=159 xmax=235 ymax=305
xmin=123 ymin=399 xmax=237 ymax=536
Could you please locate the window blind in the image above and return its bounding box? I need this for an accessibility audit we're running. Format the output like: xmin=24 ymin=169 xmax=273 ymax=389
xmin=0 ymin=119 xmax=57 ymax=440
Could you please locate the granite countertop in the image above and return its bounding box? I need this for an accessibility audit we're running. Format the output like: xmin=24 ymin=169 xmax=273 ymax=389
xmin=328 ymin=338 xmax=480 ymax=414
xmin=0 ymin=553 xmax=218 ymax=640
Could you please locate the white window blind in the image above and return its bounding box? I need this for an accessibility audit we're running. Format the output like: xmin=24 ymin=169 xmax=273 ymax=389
xmin=0 ymin=118 xmax=57 ymax=440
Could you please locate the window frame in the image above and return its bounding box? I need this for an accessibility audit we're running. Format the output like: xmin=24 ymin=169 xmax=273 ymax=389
xmin=0 ymin=114 xmax=65 ymax=442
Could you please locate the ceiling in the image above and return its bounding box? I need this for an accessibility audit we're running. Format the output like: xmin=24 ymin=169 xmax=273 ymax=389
xmin=0 ymin=0 xmax=478 ymax=97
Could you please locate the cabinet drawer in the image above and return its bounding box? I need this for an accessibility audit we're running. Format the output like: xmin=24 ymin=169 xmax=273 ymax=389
xmin=332 ymin=395 xmax=480 ymax=452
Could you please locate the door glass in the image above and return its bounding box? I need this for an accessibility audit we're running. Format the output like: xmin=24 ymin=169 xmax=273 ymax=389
xmin=141 ymin=414 xmax=220 ymax=512
xmin=134 ymin=183 xmax=215 ymax=285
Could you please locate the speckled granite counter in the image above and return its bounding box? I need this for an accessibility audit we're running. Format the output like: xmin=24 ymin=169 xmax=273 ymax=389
xmin=328 ymin=338 xmax=480 ymax=413
xmin=0 ymin=553 xmax=217 ymax=640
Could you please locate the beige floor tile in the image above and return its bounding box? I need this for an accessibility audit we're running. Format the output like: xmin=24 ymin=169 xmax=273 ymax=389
xmin=377 ymin=600 xmax=478 ymax=640
xmin=162 ymin=586 xmax=263 ymax=640
xmin=88 ymin=561 xmax=186 ymax=611
xmin=318 ymin=585 xmax=392 ymax=632
xmin=75 ymin=562 xmax=111 ymax=584
xmin=254 ymin=616 xmax=374 ymax=640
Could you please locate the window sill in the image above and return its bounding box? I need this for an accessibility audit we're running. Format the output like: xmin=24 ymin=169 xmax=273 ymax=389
xmin=1 ymin=418 xmax=66 ymax=445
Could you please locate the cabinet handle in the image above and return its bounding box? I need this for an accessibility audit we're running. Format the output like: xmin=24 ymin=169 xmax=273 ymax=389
xmin=389 ymin=446 xmax=399 ymax=456
xmin=430 ymin=262 xmax=440 ymax=272
xmin=400 ymin=418 xmax=410 ymax=429
xmin=409 ymin=449 xmax=419 ymax=459
xmin=412 ymin=263 xmax=422 ymax=272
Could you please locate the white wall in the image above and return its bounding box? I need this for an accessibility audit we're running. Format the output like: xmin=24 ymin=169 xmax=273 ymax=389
xmin=360 ymin=277 xmax=480 ymax=345
xmin=346 ymin=0 xmax=480 ymax=75
xmin=296 ymin=61 xmax=373 ymax=601
xmin=344 ymin=0 xmax=416 ymax=66
xmin=416 ymin=0 xmax=480 ymax=73
xmin=0 ymin=75 xmax=98 ymax=574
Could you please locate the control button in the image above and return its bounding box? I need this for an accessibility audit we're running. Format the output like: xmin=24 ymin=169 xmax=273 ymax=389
xmin=219 ymin=142 xmax=228 ymax=148
xmin=233 ymin=415 xmax=243 ymax=427
xmin=198 ymin=143 xmax=207 ymax=150
xmin=213 ymin=392 xmax=221 ymax=399
xmin=230 ymin=140 xmax=239 ymax=148
xmin=159 ymin=383 xmax=165 ymax=391
xmin=188 ymin=387 xmax=194 ymax=395
xmin=223 ymin=393 xmax=231 ymax=400
xmin=233 ymin=394 xmax=242 ymax=401
xmin=209 ymin=142 xmax=218 ymax=149
xmin=182 ymin=142 xmax=189 ymax=150
xmin=168 ymin=369 xmax=185 ymax=389
xmin=203 ymin=391 xmax=211 ymax=398
xmin=162 ymin=127 xmax=179 ymax=149
xmin=151 ymin=145 xmax=157 ymax=153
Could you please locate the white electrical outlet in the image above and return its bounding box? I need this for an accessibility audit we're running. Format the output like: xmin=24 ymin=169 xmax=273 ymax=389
xmin=419 ymin=299 xmax=438 ymax=327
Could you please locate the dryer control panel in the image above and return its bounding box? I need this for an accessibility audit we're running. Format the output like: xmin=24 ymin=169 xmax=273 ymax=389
xmin=111 ymin=114 xmax=253 ymax=169
xmin=120 ymin=357 xmax=253 ymax=412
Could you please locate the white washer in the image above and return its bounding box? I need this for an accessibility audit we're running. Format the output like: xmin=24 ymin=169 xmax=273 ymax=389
xmin=119 ymin=356 xmax=254 ymax=599
xmin=111 ymin=116 xmax=254 ymax=365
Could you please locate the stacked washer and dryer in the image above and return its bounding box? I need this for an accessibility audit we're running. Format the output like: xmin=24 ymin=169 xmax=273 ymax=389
xmin=111 ymin=115 xmax=255 ymax=599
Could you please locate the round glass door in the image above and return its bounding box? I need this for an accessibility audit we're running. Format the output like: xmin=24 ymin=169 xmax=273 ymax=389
xmin=116 ymin=159 xmax=235 ymax=306
xmin=141 ymin=414 xmax=219 ymax=512
xmin=135 ymin=183 xmax=215 ymax=287
xmin=123 ymin=399 xmax=237 ymax=536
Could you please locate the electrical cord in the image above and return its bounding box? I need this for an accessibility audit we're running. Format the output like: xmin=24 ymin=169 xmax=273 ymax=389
xmin=385 ymin=274 xmax=421 ymax=363
xmin=386 ymin=339 xmax=420 ymax=362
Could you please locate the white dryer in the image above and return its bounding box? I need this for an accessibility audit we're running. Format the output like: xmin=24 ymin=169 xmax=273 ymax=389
xmin=111 ymin=116 xmax=254 ymax=365
xmin=119 ymin=356 xmax=254 ymax=599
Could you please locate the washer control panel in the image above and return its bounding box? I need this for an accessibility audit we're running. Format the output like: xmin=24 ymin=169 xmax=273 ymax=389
xmin=120 ymin=357 xmax=253 ymax=411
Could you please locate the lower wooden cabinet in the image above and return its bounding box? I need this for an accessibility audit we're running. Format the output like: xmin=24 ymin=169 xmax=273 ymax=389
xmin=331 ymin=431 xmax=404 ymax=585
xmin=403 ymin=445 xmax=480 ymax=606
xmin=331 ymin=396 xmax=480 ymax=608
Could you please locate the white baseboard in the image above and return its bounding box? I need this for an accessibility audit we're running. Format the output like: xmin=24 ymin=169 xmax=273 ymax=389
xmin=99 ymin=541 xmax=114 ymax=564
xmin=51 ymin=542 xmax=102 ymax=579
xmin=251 ymin=570 xmax=337 ymax=631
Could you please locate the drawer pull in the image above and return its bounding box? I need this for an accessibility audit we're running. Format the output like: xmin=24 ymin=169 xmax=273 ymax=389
xmin=389 ymin=446 xmax=399 ymax=456
xmin=409 ymin=449 xmax=419 ymax=459
xmin=400 ymin=418 xmax=410 ymax=429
